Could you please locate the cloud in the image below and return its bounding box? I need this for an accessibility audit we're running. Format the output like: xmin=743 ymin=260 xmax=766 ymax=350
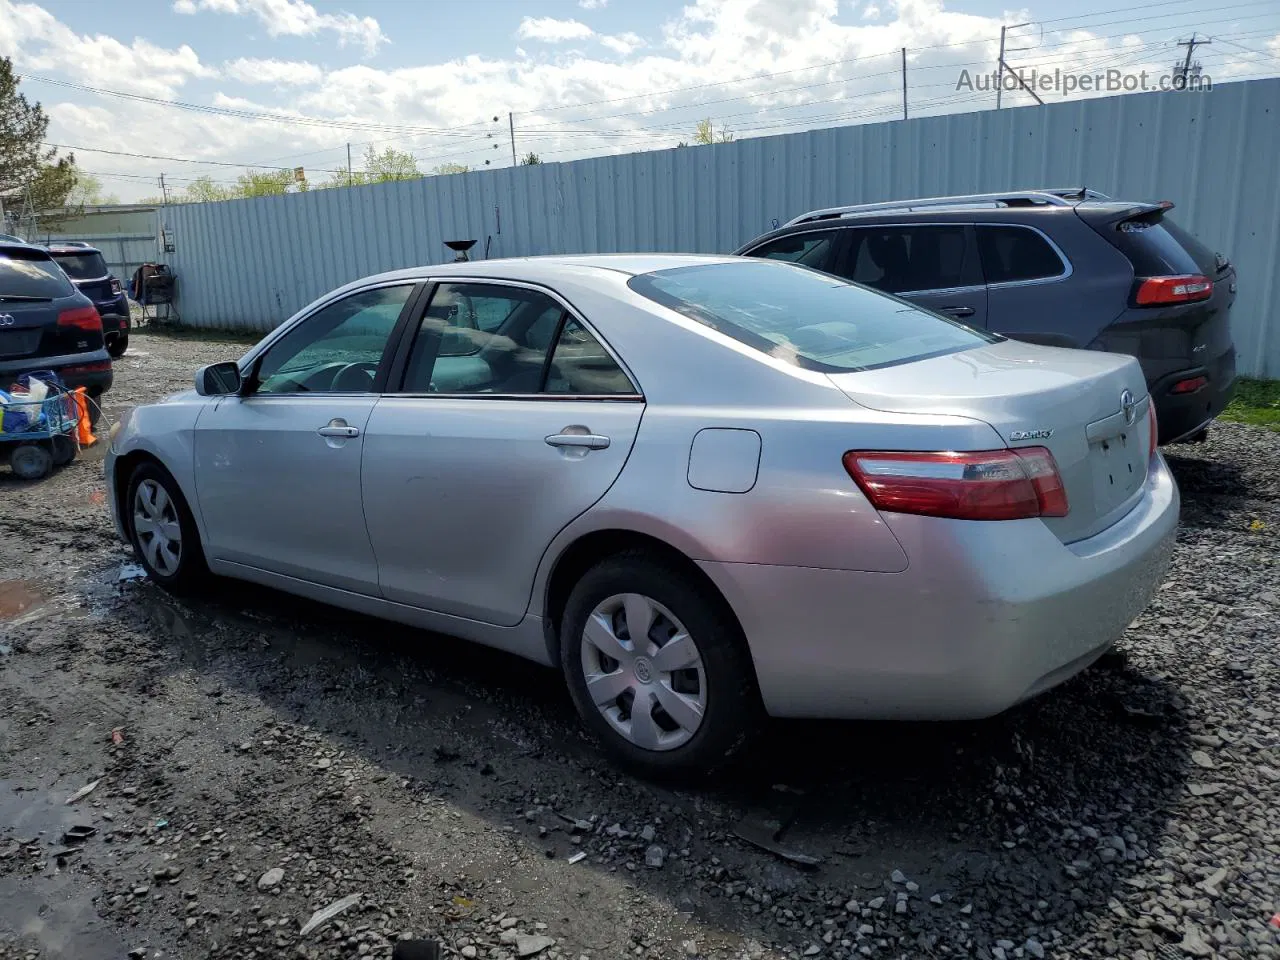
xmin=517 ymin=17 xmax=595 ymax=43
xmin=223 ymin=58 xmax=324 ymax=86
xmin=0 ymin=0 xmax=216 ymax=97
xmin=600 ymin=32 xmax=644 ymax=56
xmin=861 ymin=3 xmax=881 ymax=20
xmin=579 ymin=0 xmax=608 ymax=8
xmin=172 ymin=0 xmax=386 ymax=54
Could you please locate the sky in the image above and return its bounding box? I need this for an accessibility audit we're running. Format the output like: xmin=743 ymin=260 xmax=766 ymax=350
xmin=3 ymin=0 xmax=1279 ymax=202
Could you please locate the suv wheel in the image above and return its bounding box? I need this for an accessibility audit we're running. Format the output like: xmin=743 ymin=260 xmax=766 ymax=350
xmin=560 ymin=551 xmax=760 ymax=779
xmin=108 ymin=334 xmax=129 ymax=358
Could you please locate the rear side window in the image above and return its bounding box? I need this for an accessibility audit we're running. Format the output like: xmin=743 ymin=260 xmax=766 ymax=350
xmin=0 ymin=249 xmax=74 ymax=299
xmin=976 ymin=226 xmax=1066 ymax=284
xmin=1110 ymin=217 xmax=1215 ymax=276
xmin=839 ymin=226 xmax=968 ymax=293
xmin=746 ymin=231 xmax=837 ymax=270
xmin=50 ymin=251 xmax=109 ymax=280
xmin=628 ymin=260 xmax=996 ymax=373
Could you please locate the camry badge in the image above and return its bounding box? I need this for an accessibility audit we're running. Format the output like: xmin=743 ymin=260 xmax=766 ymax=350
xmin=1010 ymin=428 xmax=1053 ymax=441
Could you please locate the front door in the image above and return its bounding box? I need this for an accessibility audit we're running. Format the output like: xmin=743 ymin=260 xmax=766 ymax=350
xmin=362 ymin=281 xmax=644 ymax=626
xmin=832 ymin=224 xmax=989 ymax=327
xmin=194 ymin=283 xmax=416 ymax=594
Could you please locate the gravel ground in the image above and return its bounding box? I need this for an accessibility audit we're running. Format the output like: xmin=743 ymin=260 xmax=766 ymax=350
xmin=1 ymin=329 xmax=1277 ymax=960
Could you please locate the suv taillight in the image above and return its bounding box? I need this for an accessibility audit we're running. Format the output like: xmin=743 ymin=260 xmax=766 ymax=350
xmin=1135 ymin=275 xmax=1212 ymax=306
xmin=57 ymin=305 xmax=103 ymax=332
xmin=842 ymin=447 xmax=1069 ymax=521
xmin=110 ymin=278 xmax=123 ymax=295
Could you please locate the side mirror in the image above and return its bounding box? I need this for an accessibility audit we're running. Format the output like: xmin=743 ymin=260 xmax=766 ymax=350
xmin=195 ymin=361 xmax=243 ymax=396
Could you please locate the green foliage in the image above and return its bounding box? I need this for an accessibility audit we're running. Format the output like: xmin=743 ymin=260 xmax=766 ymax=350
xmin=66 ymin=172 xmax=119 ymax=207
xmin=693 ymin=118 xmax=733 ymax=144
xmin=0 ymin=57 xmax=78 ymax=214
xmin=1221 ymin=377 xmax=1280 ymax=431
xmin=520 ymin=152 xmax=542 ymax=165
xmin=433 ymin=162 xmax=470 ymax=176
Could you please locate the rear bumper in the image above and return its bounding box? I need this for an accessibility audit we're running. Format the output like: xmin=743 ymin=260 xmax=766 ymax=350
xmin=699 ymin=454 xmax=1179 ymax=720
xmin=99 ymin=312 xmax=130 ymax=337
xmin=0 ymin=350 xmax=114 ymax=395
xmin=1153 ymin=346 xmax=1237 ymax=443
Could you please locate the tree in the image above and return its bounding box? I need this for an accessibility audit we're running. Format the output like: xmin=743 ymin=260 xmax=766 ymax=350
xmin=183 ymin=175 xmax=231 ymax=203
xmin=0 ymin=56 xmax=78 ymax=215
xmin=233 ymin=169 xmax=294 ymax=198
xmin=692 ymin=118 xmax=734 ymax=145
xmin=433 ymin=163 xmax=470 ymax=176
xmin=363 ymin=146 xmax=420 ymax=182
xmin=520 ymin=152 xmax=542 ymax=165
xmin=66 ymin=172 xmax=119 ymax=207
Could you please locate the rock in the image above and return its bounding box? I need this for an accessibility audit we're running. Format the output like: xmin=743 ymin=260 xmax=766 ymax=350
xmin=803 ymin=946 xmax=821 ymax=956
xmin=500 ymin=917 xmax=520 ymax=929
xmin=894 ymin=899 xmax=907 ymax=915
xmin=257 ymin=868 xmax=284 ymax=891
xmin=640 ymin=825 xmax=656 ymax=842
xmin=682 ymin=941 xmax=699 ymax=957
xmin=644 ymin=845 xmax=665 ymax=868
xmin=905 ymin=881 xmax=919 ymax=893
xmin=1189 ymin=750 xmax=1215 ymax=769
xmin=929 ymin=894 xmax=943 ymax=905
xmin=313 ymin=758 xmax=332 ymax=770
xmin=1025 ymin=938 xmax=1046 ymax=959
xmin=462 ymin=947 xmax=478 ymax=958
xmin=1178 ymin=923 xmax=1214 ymax=957
xmin=868 ymin=897 xmax=885 ymax=910
xmin=890 ymin=869 xmax=907 ymax=884
xmin=1198 ymin=866 xmax=1228 ymax=896
xmin=960 ymin=904 xmax=973 ymax=915
xmin=515 ymin=934 xmax=555 ymax=957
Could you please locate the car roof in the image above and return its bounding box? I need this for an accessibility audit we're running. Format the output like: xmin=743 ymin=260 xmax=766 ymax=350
xmin=0 ymin=240 xmax=56 ymax=257
xmin=45 ymin=242 xmax=103 ymax=255
xmin=359 ymin=253 xmax=742 ymax=287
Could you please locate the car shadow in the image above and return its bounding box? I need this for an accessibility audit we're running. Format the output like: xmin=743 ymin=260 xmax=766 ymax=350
xmin=121 ymin=568 xmax=1195 ymax=955
xmin=1164 ymin=448 xmax=1251 ymax=529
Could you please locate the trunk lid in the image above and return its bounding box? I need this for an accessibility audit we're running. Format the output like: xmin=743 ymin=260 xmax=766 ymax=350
xmin=829 ymin=339 xmax=1153 ymax=543
xmin=0 ymin=300 xmax=58 ymax=359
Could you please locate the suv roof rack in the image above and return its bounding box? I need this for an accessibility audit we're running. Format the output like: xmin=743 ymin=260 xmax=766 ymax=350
xmin=784 ymin=188 xmax=1112 ymax=226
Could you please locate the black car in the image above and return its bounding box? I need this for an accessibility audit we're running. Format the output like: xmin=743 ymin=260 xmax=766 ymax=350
xmin=0 ymin=241 xmax=113 ymax=420
xmin=45 ymin=242 xmax=132 ymax=357
xmin=735 ymin=188 xmax=1237 ymax=444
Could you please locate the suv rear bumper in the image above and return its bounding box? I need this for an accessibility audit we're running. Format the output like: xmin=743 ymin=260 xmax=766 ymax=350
xmin=0 ymin=350 xmax=114 ymax=396
xmin=1153 ymin=346 xmax=1237 ymax=443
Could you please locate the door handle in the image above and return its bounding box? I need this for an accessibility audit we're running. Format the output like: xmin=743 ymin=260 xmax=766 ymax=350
xmin=545 ymin=432 xmax=610 ymax=450
xmin=942 ymin=306 xmax=976 ymax=318
xmin=318 ymin=419 xmax=360 ymax=439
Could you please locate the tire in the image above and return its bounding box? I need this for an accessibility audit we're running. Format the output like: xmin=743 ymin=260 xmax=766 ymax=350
xmin=50 ymin=434 xmax=77 ymax=466
xmin=125 ymin=462 xmax=207 ymax=590
xmin=86 ymin=391 xmax=103 ymax=429
xmin=560 ymin=550 xmax=761 ymax=780
xmin=108 ymin=334 xmax=129 ymax=358
xmin=10 ymin=443 xmax=52 ymax=481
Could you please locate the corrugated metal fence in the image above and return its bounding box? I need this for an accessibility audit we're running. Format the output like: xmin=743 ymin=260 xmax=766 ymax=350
xmin=164 ymin=78 xmax=1280 ymax=376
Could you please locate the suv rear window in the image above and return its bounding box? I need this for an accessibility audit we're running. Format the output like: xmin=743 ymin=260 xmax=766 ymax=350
xmin=50 ymin=250 xmax=110 ymax=281
xmin=1110 ymin=216 xmax=1216 ymax=276
xmin=0 ymin=249 xmax=75 ymax=299
xmin=628 ymin=260 xmax=997 ymax=373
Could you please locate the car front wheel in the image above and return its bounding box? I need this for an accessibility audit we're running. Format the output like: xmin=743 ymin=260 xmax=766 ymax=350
xmin=560 ymin=551 xmax=760 ymax=779
xmin=126 ymin=462 xmax=207 ymax=590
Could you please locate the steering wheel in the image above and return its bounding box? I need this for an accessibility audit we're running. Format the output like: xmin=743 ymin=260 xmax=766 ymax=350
xmin=330 ymin=361 xmax=378 ymax=392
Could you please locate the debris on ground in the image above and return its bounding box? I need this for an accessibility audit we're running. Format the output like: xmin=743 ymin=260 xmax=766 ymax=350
xmin=299 ymin=892 xmax=363 ymax=936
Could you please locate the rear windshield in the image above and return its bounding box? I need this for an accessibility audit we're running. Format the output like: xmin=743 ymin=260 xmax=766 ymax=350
xmin=628 ymin=260 xmax=997 ymax=373
xmin=0 ymin=249 xmax=74 ymax=299
xmin=50 ymin=251 xmax=109 ymax=280
xmin=1111 ymin=216 xmax=1216 ymax=276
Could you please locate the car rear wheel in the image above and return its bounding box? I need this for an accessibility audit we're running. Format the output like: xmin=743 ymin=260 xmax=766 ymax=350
xmin=108 ymin=334 xmax=129 ymax=358
xmin=126 ymin=462 xmax=207 ymax=590
xmin=560 ymin=551 xmax=760 ymax=779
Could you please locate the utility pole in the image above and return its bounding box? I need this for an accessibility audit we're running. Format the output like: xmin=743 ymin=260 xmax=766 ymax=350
xmin=901 ymin=47 xmax=908 ymax=120
xmin=509 ymin=112 xmax=517 ymax=166
xmin=347 ymin=142 xmax=353 ymax=185
xmin=996 ymin=25 xmax=1007 ymax=109
xmin=1176 ymin=34 xmax=1210 ymax=87
xmin=159 ymin=173 xmax=169 ymax=205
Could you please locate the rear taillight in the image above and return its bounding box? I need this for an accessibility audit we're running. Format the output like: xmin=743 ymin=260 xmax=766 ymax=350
xmin=1170 ymin=375 xmax=1208 ymax=394
xmin=57 ymin=306 xmax=103 ymax=332
xmin=110 ymin=278 xmax=123 ymax=295
xmin=1148 ymin=400 xmax=1159 ymax=456
xmin=842 ymin=447 xmax=1069 ymax=521
xmin=1135 ymin=275 xmax=1213 ymax=306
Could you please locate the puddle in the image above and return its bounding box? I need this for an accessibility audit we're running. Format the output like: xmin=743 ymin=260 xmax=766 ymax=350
xmin=0 ymin=580 xmax=46 ymax=621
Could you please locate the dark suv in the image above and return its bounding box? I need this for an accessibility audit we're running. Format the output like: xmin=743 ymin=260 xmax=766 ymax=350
xmin=45 ymin=242 xmax=131 ymax=357
xmin=0 ymin=241 xmax=113 ymax=417
xmin=736 ymin=189 xmax=1237 ymax=444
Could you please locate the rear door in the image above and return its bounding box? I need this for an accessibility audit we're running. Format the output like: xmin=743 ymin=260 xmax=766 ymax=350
xmin=830 ymin=224 xmax=988 ymax=327
xmin=362 ymin=280 xmax=644 ymax=626
xmin=0 ymin=247 xmax=84 ymax=361
xmin=974 ymin=224 xmax=1076 ymax=346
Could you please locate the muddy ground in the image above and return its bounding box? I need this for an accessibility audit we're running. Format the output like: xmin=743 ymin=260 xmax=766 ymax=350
xmin=1 ymin=329 xmax=1277 ymax=960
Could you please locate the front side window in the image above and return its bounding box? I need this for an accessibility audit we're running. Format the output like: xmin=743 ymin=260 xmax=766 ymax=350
xmin=254 ymin=285 xmax=413 ymax=394
xmin=400 ymin=283 xmax=634 ymax=395
xmin=840 ymin=225 xmax=968 ymax=293
xmin=976 ymin=225 xmax=1066 ymax=284
xmin=0 ymin=250 xmax=74 ymax=299
xmin=745 ymin=231 xmax=837 ymax=271
xmin=629 ymin=260 xmax=995 ymax=373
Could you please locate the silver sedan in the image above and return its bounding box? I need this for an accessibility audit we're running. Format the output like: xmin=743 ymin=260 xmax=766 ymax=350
xmin=106 ymin=255 xmax=1179 ymax=778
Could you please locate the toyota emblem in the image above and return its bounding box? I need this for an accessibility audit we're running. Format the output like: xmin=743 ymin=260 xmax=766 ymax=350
xmin=0 ymin=314 xmax=14 ymax=326
xmin=1120 ymin=388 xmax=1137 ymax=426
